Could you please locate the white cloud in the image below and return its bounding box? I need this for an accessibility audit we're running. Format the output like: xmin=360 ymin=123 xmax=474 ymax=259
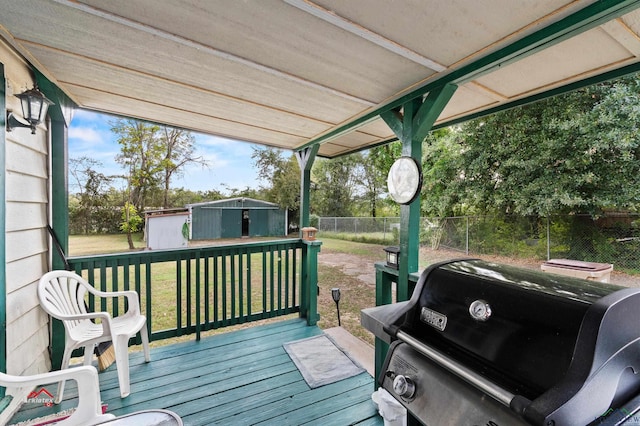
xmin=69 ymin=126 xmax=105 ymax=144
xmin=67 ymin=110 xmax=263 ymax=193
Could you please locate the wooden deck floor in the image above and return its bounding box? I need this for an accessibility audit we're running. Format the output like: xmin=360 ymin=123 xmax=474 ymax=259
xmin=10 ymin=319 xmax=383 ymax=426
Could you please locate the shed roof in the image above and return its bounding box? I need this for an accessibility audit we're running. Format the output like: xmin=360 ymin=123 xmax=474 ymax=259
xmin=187 ymin=197 xmax=280 ymax=209
xmin=1 ymin=1 xmax=640 ymax=157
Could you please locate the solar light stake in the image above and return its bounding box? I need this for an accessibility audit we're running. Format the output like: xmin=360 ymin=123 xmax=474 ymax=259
xmin=331 ymin=288 xmax=341 ymax=326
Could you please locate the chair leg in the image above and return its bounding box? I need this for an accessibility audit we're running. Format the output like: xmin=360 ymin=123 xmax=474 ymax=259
xmin=141 ymin=324 xmax=151 ymax=363
xmin=113 ymin=335 xmax=131 ymax=398
xmin=83 ymin=344 xmax=95 ymax=366
xmin=55 ymin=347 xmax=74 ymax=404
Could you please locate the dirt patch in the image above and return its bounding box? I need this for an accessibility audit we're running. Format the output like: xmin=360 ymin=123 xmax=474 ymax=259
xmin=319 ymin=245 xmax=640 ymax=288
xmin=318 ymin=252 xmax=377 ymax=286
xmin=419 ymin=247 xmax=640 ymax=288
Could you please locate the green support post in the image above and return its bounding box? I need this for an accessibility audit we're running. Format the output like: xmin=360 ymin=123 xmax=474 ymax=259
xmin=372 ymin=84 xmax=457 ymax=385
xmin=296 ymin=145 xmax=320 ymax=324
xmin=301 ymin=240 xmax=321 ymax=325
xmin=296 ymin=145 xmax=319 ymax=230
xmin=381 ymin=84 xmax=457 ymax=301
xmin=0 ymin=64 xmax=7 ymax=398
xmin=37 ymin=72 xmax=73 ymax=370
xmin=49 ymin=117 xmax=68 ymax=369
xmin=374 ymin=265 xmax=394 ymax=379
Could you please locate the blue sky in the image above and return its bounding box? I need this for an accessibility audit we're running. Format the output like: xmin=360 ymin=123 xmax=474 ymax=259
xmin=68 ymin=109 xmax=264 ymax=193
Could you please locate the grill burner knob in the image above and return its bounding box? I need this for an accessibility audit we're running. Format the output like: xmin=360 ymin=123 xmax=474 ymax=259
xmin=392 ymin=375 xmax=416 ymax=399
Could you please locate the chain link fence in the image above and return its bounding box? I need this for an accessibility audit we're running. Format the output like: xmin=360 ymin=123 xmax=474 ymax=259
xmin=317 ymin=216 xmax=401 ymax=243
xmin=318 ymin=214 xmax=640 ymax=271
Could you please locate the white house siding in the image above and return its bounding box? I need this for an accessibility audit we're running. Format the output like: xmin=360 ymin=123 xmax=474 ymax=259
xmin=2 ymin=40 xmax=51 ymax=384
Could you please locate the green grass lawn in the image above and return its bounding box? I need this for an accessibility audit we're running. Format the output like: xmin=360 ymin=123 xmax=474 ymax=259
xmin=69 ymin=233 xmax=145 ymax=256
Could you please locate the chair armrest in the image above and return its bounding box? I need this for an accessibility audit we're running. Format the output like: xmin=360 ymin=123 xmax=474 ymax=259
xmin=0 ymin=366 xmax=115 ymax=426
xmin=89 ymin=289 xmax=142 ymax=316
xmin=52 ymin=311 xmax=111 ymax=323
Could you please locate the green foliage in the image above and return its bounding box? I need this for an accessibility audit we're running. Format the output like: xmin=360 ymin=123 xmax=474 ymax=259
xmin=252 ymin=147 xmax=301 ymax=224
xmin=312 ymin=156 xmax=358 ymax=217
xmin=120 ymin=202 xmax=143 ymax=233
xmin=421 ymin=77 xmax=640 ymax=217
xmin=467 ymin=216 xmax=545 ymax=259
xmin=157 ymin=126 xmax=207 ymax=208
xmin=181 ymin=222 xmax=189 ymax=240
xmin=69 ymin=157 xmax=120 ymax=234
xmin=112 ymin=118 xmax=204 ymax=212
xmin=421 ymin=129 xmax=464 ymax=217
xmin=319 ymin=232 xmax=396 ymax=245
xmin=353 ymin=147 xmax=397 ymax=217
xmin=113 ymin=119 xmax=164 ymax=213
xmin=549 ymin=215 xmax=640 ymax=271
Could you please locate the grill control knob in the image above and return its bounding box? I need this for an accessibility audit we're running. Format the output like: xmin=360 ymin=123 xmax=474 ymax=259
xmin=392 ymin=375 xmax=416 ymax=399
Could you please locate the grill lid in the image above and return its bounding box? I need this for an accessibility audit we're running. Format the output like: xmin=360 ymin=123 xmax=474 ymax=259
xmin=371 ymin=259 xmax=640 ymax=425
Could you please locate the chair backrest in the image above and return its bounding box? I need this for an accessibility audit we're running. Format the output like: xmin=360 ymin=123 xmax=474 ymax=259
xmin=38 ymin=270 xmax=92 ymax=329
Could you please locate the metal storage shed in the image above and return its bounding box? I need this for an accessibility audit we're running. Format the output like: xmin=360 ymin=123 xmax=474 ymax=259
xmin=144 ymin=208 xmax=190 ymax=250
xmin=188 ymin=198 xmax=287 ymax=240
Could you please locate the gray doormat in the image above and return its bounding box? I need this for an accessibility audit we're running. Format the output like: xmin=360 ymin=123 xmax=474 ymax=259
xmin=284 ymin=334 xmax=365 ymax=389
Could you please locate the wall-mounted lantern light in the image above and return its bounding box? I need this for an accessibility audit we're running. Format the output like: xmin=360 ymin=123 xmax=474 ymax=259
xmin=6 ymin=84 xmax=54 ymax=134
xmin=384 ymin=246 xmax=400 ymax=270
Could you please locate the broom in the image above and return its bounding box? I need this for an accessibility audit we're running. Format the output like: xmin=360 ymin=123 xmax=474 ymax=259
xmin=95 ymin=341 xmax=115 ymax=371
xmin=85 ymin=301 xmax=115 ymax=371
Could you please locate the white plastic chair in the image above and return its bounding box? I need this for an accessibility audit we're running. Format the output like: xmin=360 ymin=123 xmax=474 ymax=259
xmin=0 ymin=366 xmax=115 ymax=426
xmin=38 ymin=270 xmax=150 ymax=401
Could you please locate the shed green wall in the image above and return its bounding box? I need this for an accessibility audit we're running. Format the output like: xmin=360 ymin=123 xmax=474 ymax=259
xmin=191 ymin=199 xmax=286 ymax=240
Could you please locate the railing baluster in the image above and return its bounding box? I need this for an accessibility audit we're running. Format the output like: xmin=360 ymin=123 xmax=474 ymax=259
xmin=112 ymin=263 xmax=119 ymax=316
xmin=292 ymin=248 xmax=297 ymax=310
xmin=269 ymin=247 xmax=275 ymax=317
xmin=247 ymin=251 xmax=252 ymax=318
xmin=262 ymin=248 xmax=267 ymax=316
xmin=204 ymin=254 xmax=210 ymax=330
xmin=230 ymin=251 xmax=236 ymax=321
xmin=238 ymin=251 xmax=244 ymax=322
xmin=285 ymin=248 xmax=290 ymax=311
xmin=195 ymin=252 xmax=201 ymax=341
xmin=186 ymin=254 xmax=192 ymax=330
xmin=276 ymin=247 xmax=280 ymax=314
xmin=88 ymin=263 xmax=96 ymax=312
xmin=176 ymin=259 xmax=182 ymax=336
xmin=145 ymin=260 xmax=152 ymax=336
xmin=213 ymin=254 xmax=219 ymax=325
xmin=99 ymin=261 xmax=107 ymax=312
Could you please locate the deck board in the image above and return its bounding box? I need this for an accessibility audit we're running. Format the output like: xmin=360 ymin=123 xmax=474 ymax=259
xmin=10 ymin=319 xmax=383 ymax=426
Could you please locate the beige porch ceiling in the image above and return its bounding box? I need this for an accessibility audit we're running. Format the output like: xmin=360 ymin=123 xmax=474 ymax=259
xmin=2 ymin=0 xmax=640 ymax=157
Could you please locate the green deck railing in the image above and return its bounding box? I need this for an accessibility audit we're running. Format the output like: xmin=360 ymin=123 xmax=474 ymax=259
xmin=57 ymin=239 xmax=321 ymax=366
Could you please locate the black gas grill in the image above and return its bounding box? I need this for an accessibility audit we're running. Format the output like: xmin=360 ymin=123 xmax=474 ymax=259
xmin=362 ymin=259 xmax=640 ymax=425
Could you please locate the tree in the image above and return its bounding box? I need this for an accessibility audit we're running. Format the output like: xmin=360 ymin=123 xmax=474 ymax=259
xmin=120 ymin=202 xmax=143 ymax=249
xmin=113 ymin=119 xmax=206 ymax=212
xmin=366 ymin=141 xmax=403 ymax=216
xmin=251 ymin=147 xmax=300 ymax=225
xmin=158 ymin=126 xmax=207 ymax=208
xmin=69 ymin=156 xmax=113 ymax=234
xmin=420 ymin=78 xmax=640 ymax=217
xmin=312 ymin=156 xmax=357 ymax=217
xmin=112 ymin=119 xmax=163 ymax=214
xmin=420 ymin=129 xmax=465 ymax=217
